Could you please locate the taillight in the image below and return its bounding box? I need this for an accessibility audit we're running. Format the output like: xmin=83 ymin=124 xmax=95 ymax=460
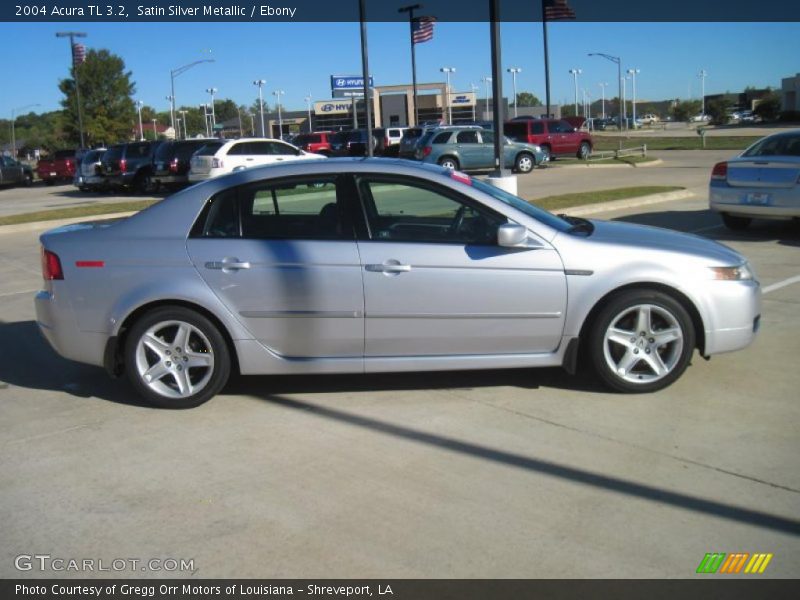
xmin=169 ymin=157 xmax=179 ymax=173
xmin=119 ymin=158 xmax=127 ymax=173
xmin=41 ymin=248 xmax=63 ymax=281
xmin=711 ymin=162 xmax=727 ymax=181
xmin=212 ymin=158 xmax=224 ymax=168
xmin=422 ymin=146 xmax=432 ymax=157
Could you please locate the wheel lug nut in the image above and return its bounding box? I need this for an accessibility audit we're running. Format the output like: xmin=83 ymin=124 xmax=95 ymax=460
xmin=165 ymin=361 xmax=172 ymax=367
xmin=645 ymin=349 xmax=651 ymax=354
xmin=649 ymin=338 xmax=655 ymax=343
xmin=166 ymin=350 xmax=171 ymax=355
xmin=633 ymin=349 xmax=639 ymax=354
xmin=183 ymin=356 xmax=188 ymax=362
xmin=640 ymin=331 xmax=646 ymax=336
xmin=630 ymin=337 xmax=636 ymax=343
xmin=176 ymin=347 xmax=181 ymax=353
xmin=177 ymin=365 xmax=182 ymax=371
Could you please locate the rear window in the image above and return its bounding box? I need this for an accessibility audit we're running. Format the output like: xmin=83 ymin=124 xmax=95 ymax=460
xmin=82 ymin=150 xmax=103 ymax=163
xmin=155 ymin=142 xmax=175 ymax=161
xmin=127 ymin=142 xmax=154 ymax=158
xmin=54 ymin=150 xmax=76 ymax=160
xmin=194 ymin=143 xmax=224 ymax=157
xmin=432 ymin=132 xmax=452 ymax=144
xmin=104 ymin=146 xmax=124 ymax=161
xmin=742 ymin=134 xmax=800 ymax=157
xmin=295 ymin=134 xmax=321 ymax=145
xmin=175 ymin=141 xmax=216 ymax=160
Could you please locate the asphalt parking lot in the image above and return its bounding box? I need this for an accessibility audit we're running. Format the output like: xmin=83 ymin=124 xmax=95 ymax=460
xmin=0 ymin=161 xmax=798 ymax=579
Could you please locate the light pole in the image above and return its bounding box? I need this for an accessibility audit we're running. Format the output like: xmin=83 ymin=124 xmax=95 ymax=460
xmin=507 ymin=67 xmax=521 ymax=117
xmin=253 ymin=80 xmax=266 ymax=137
xmin=272 ymin=90 xmax=285 ymax=138
xmin=10 ymin=103 xmax=40 ymax=158
xmin=205 ymin=87 xmax=217 ymax=133
xmin=470 ymin=83 xmax=479 ymax=121
xmin=568 ymin=68 xmax=582 ymax=117
xmin=169 ymin=59 xmax=215 ymax=133
xmin=179 ymin=110 xmax=188 ymax=139
xmin=598 ymin=82 xmax=608 ymax=119
xmin=151 ymin=118 xmax=157 ymax=140
xmin=440 ymin=67 xmax=455 ymax=124
xmin=589 ymin=53 xmax=624 ymax=129
xmin=699 ymin=69 xmax=708 ymax=118
xmin=235 ymin=106 xmax=243 ymax=137
xmin=481 ymin=76 xmax=492 ymax=119
xmin=136 ymin=100 xmax=144 ymax=140
xmin=55 ymin=32 xmax=87 ymax=149
xmin=622 ymin=76 xmax=628 ymax=127
xmin=165 ymin=96 xmax=174 ymax=137
xmin=199 ymin=104 xmax=210 ymax=137
xmin=304 ymin=93 xmax=313 ymax=132
xmin=248 ymin=113 xmax=255 ymax=136
xmin=627 ymin=68 xmax=640 ymax=127
xmin=175 ymin=117 xmax=182 ymax=141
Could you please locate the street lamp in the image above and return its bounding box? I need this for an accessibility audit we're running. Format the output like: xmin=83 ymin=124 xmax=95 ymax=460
xmin=136 ymin=100 xmax=144 ymax=140
xmin=598 ymin=82 xmax=608 ymax=119
xmin=699 ymin=69 xmax=708 ymax=118
xmin=248 ymin=112 xmax=255 ymax=136
xmin=253 ymin=80 xmax=266 ymax=137
xmin=481 ymin=76 xmax=492 ymax=119
xmin=199 ymin=104 xmax=210 ymax=137
xmin=588 ymin=53 xmax=625 ymax=129
xmin=507 ymin=67 xmax=521 ymax=117
xmin=568 ymin=68 xmax=582 ymax=117
xmin=165 ymin=96 xmax=174 ymax=137
xmin=440 ymin=67 xmax=455 ymax=124
xmin=10 ymin=103 xmax=40 ymax=158
xmin=622 ymin=76 xmax=628 ymax=127
xmin=272 ymin=90 xmax=285 ymax=138
xmin=304 ymin=93 xmax=313 ymax=132
xmin=470 ymin=83 xmax=479 ymax=121
xmin=627 ymin=68 xmax=640 ymax=127
xmin=151 ymin=118 xmax=157 ymax=140
xmin=169 ymin=59 xmax=214 ymax=133
xmin=56 ymin=32 xmax=87 ymax=149
xmin=205 ymin=87 xmax=218 ymax=132
xmin=178 ymin=110 xmax=188 ymax=139
xmin=175 ymin=117 xmax=182 ymax=140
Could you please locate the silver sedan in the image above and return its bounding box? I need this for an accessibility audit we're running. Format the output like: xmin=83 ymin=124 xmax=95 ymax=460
xmin=35 ymin=159 xmax=761 ymax=408
xmin=710 ymin=129 xmax=800 ymax=229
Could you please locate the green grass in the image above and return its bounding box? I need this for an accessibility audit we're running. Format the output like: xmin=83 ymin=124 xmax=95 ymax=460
xmin=0 ymin=200 xmax=157 ymax=226
xmin=592 ymin=136 xmax=756 ymax=151
xmin=533 ymin=186 xmax=685 ymax=211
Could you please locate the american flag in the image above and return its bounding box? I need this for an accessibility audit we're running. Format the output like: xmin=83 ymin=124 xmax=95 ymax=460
xmin=412 ymin=16 xmax=435 ymax=44
xmin=72 ymin=43 xmax=86 ymax=67
xmin=543 ymin=0 xmax=576 ymax=20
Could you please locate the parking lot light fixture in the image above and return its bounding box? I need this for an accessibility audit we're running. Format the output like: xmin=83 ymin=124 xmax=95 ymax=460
xmin=440 ymin=67 xmax=455 ymax=124
xmin=199 ymin=103 xmax=210 ymax=137
xmin=699 ymin=69 xmax=708 ymax=118
xmin=470 ymin=83 xmax=479 ymax=121
xmin=304 ymin=94 xmax=313 ymax=132
xmin=627 ymin=69 xmax=640 ymax=126
xmin=248 ymin=112 xmax=255 ymax=136
xmin=568 ymin=68 xmax=582 ymax=117
xmin=481 ymin=76 xmax=492 ymax=119
xmin=507 ymin=67 xmax=521 ymax=117
xmin=598 ymin=82 xmax=608 ymax=119
xmin=205 ymin=87 xmax=218 ymax=131
xmin=10 ymin=103 xmax=40 ymax=158
xmin=273 ymin=90 xmax=285 ymax=138
xmin=169 ymin=58 xmax=215 ymax=134
xmin=253 ymin=80 xmax=266 ymax=137
xmin=136 ymin=100 xmax=144 ymax=141
xmin=178 ymin=110 xmax=188 ymax=139
xmin=151 ymin=118 xmax=157 ymax=140
xmin=588 ymin=53 xmax=624 ymax=129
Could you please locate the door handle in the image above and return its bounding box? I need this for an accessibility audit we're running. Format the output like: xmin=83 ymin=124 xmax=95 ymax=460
xmin=365 ymin=263 xmax=411 ymax=273
xmin=246 ymin=158 xmax=254 ymax=161
xmin=205 ymin=258 xmax=251 ymax=271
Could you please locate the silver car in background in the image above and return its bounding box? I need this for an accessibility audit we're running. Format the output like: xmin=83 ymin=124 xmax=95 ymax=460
xmin=36 ymin=159 xmax=760 ymax=408
xmin=710 ymin=129 xmax=800 ymax=229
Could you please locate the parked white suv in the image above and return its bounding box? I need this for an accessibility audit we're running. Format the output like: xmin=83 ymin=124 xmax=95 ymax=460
xmin=189 ymin=138 xmax=325 ymax=181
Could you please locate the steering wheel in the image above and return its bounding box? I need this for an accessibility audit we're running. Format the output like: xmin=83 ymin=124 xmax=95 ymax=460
xmin=448 ymin=205 xmax=468 ymax=237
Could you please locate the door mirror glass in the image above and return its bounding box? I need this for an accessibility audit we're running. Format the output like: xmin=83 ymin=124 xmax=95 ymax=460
xmin=497 ymin=223 xmax=528 ymax=247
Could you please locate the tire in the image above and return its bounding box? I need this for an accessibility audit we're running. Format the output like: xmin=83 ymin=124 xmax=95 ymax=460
xmin=24 ymin=173 xmax=33 ymax=187
xmin=514 ymin=152 xmax=535 ymax=174
xmin=124 ymin=307 xmax=231 ymax=408
xmin=721 ymin=213 xmax=752 ymax=230
xmin=438 ymin=156 xmax=459 ymax=170
xmin=587 ymin=289 xmax=695 ymax=393
xmin=577 ymin=142 xmax=592 ymax=160
xmin=44 ymin=179 xmax=55 ymax=186
xmin=540 ymin=145 xmax=552 ymax=163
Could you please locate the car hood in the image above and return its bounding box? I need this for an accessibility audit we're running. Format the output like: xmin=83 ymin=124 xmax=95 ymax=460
xmin=583 ymin=219 xmax=744 ymax=265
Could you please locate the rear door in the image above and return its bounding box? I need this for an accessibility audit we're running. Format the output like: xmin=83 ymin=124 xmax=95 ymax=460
xmin=454 ymin=130 xmax=483 ymax=169
xmin=186 ymin=174 xmax=364 ymax=359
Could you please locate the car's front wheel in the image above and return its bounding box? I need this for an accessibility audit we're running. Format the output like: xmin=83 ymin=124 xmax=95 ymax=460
xmin=124 ymin=307 xmax=231 ymax=408
xmin=588 ymin=290 xmax=695 ymax=393
xmin=577 ymin=142 xmax=592 ymax=159
xmin=514 ymin=152 xmax=535 ymax=173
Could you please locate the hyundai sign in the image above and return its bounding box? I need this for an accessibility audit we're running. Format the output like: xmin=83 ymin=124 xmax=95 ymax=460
xmin=331 ymin=75 xmax=374 ymax=91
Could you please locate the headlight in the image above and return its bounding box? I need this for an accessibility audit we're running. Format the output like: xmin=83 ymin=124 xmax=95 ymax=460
xmin=708 ymin=263 xmax=755 ymax=281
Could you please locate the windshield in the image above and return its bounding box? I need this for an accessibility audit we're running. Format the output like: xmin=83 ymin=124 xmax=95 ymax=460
xmin=468 ymin=177 xmax=571 ymax=233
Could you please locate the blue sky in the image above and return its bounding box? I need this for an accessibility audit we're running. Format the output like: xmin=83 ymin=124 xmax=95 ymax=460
xmin=2 ymin=21 xmax=798 ymax=116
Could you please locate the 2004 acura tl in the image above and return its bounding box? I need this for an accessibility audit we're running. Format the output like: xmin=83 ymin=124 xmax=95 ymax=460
xmin=35 ymin=159 xmax=761 ymax=408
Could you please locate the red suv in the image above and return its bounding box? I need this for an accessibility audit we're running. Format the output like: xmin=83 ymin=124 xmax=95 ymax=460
xmin=293 ymin=132 xmax=334 ymax=156
xmin=503 ymin=118 xmax=592 ymax=161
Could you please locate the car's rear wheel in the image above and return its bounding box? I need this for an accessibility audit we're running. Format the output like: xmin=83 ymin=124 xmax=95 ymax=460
xmin=588 ymin=290 xmax=695 ymax=393
xmin=24 ymin=173 xmax=33 ymax=187
xmin=124 ymin=307 xmax=231 ymax=408
xmin=721 ymin=213 xmax=752 ymax=230
xmin=438 ymin=156 xmax=459 ymax=170
xmin=514 ymin=152 xmax=535 ymax=173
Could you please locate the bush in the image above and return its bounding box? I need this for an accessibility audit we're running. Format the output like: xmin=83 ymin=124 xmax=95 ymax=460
xmin=754 ymin=93 xmax=781 ymax=121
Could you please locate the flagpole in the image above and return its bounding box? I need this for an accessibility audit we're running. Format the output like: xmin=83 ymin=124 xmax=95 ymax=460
xmin=399 ymin=4 xmax=421 ymax=126
xmin=541 ymin=1 xmax=551 ymax=118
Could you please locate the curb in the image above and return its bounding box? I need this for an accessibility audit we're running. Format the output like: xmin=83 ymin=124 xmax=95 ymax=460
xmin=0 ymin=212 xmax=137 ymax=236
xmin=547 ymin=158 xmax=663 ymax=169
xmin=556 ymin=189 xmax=696 ymax=217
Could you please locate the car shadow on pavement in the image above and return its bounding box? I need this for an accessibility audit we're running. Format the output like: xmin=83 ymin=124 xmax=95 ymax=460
xmin=614 ymin=210 xmax=800 ymax=247
xmin=0 ymin=320 xmax=606 ymax=408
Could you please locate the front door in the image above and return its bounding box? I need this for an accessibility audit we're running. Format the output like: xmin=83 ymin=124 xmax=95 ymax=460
xmin=354 ymin=176 xmax=567 ymax=357
xmin=186 ymin=174 xmax=364 ymax=359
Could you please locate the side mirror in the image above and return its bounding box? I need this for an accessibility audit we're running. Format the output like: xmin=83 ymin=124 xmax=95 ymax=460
xmin=497 ymin=223 xmax=528 ymax=247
